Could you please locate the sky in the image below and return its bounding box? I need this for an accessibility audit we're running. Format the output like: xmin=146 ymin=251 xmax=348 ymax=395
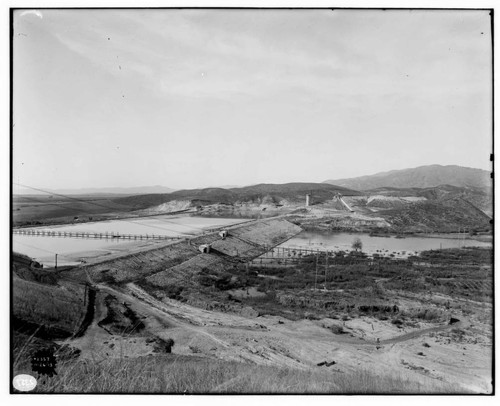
xmin=12 ymin=8 xmax=493 ymax=191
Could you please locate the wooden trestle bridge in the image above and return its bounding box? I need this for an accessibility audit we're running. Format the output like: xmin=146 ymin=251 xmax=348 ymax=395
xmin=12 ymin=228 xmax=183 ymax=241
xmin=251 ymin=245 xmax=333 ymax=267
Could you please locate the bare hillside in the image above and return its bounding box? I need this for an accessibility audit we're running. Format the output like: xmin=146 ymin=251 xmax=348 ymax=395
xmin=112 ymin=183 xmax=361 ymax=210
xmin=324 ymin=165 xmax=491 ymax=191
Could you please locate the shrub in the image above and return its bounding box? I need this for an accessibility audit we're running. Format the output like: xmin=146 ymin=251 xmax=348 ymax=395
xmin=164 ymin=338 xmax=175 ymax=353
xmin=352 ymin=238 xmax=363 ymax=252
xmin=330 ymin=325 xmax=346 ymax=335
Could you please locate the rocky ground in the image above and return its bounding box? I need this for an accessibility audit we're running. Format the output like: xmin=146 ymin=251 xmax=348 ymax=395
xmin=64 ymin=281 xmax=492 ymax=393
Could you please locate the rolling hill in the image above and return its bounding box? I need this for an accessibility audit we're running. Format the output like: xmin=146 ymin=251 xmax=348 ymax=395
xmin=324 ymin=165 xmax=491 ymax=191
xmin=112 ymin=183 xmax=361 ymax=210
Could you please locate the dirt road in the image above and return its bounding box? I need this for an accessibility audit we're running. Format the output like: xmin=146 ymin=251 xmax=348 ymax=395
xmin=65 ymin=281 xmax=491 ymax=393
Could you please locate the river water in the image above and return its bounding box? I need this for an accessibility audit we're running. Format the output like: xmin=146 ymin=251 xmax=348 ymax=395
xmin=13 ymin=216 xmax=492 ymax=266
xmin=13 ymin=215 xmax=248 ymax=267
xmin=280 ymin=231 xmax=492 ymax=257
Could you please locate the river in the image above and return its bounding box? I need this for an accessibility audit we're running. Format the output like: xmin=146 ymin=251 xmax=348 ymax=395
xmin=13 ymin=216 xmax=492 ymax=266
xmin=279 ymin=231 xmax=492 ymax=257
xmin=13 ymin=215 xmax=249 ymax=267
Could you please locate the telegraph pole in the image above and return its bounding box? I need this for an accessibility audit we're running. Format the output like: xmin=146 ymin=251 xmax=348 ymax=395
xmin=314 ymin=253 xmax=318 ymax=291
xmin=324 ymin=251 xmax=328 ymax=290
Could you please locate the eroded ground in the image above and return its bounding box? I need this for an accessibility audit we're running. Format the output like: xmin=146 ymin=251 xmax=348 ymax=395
xmin=12 ymin=217 xmax=493 ymax=394
xmin=65 ymin=280 xmax=492 ymax=393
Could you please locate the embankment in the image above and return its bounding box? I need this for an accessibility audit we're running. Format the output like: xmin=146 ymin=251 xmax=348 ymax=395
xmin=62 ymin=218 xmax=302 ymax=286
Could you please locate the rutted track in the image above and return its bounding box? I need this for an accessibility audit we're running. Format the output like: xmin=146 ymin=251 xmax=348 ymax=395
xmin=72 ymin=285 xmax=97 ymax=338
xmin=380 ymin=321 xmax=467 ymax=345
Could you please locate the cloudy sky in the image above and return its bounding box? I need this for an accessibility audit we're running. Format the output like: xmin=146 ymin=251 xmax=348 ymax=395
xmin=13 ymin=8 xmax=492 ymax=191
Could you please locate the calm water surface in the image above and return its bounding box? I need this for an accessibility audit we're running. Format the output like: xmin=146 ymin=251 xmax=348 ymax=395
xmin=13 ymin=215 xmax=248 ymax=266
xmin=280 ymin=231 xmax=492 ymax=257
xmin=13 ymin=216 xmax=492 ymax=266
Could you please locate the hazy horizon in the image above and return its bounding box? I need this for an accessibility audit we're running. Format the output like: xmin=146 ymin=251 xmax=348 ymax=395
xmin=13 ymin=9 xmax=492 ymax=191
xmin=13 ymin=163 xmax=491 ymax=195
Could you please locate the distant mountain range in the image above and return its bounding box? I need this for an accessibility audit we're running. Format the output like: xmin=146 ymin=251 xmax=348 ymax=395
xmin=14 ymin=165 xmax=491 ymax=201
xmin=323 ymin=165 xmax=491 ymax=191
xmin=13 ymin=170 xmax=492 ymax=230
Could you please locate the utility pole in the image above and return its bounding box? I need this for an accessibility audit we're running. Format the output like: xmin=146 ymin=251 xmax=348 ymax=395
xmin=324 ymin=251 xmax=328 ymax=290
xmin=55 ymin=253 xmax=58 ymax=270
xmin=314 ymin=253 xmax=318 ymax=291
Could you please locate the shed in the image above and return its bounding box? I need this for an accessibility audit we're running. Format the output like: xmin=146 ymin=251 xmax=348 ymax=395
xmin=199 ymin=244 xmax=211 ymax=254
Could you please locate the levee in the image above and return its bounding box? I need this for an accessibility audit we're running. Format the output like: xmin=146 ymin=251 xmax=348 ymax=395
xmin=63 ymin=218 xmax=302 ymax=285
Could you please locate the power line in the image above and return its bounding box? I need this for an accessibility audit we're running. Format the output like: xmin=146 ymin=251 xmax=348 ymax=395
xmin=16 ymin=189 xmax=201 ymax=231
xmin=13 ymin=182 xmax=205 ymax=236
xmin=14 ymin=183 xmax=127 ymax=209
xmin=15 ymin=195 xmax=97 ymax=213
xmin=13 ymin=240 xmax=76 ymax=261
xmin=14 ymin=182 xmax=209 ymax=232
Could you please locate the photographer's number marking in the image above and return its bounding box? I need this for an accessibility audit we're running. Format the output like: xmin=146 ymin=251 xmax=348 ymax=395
xmin=13 ymin=374 xmax=37 ymax=392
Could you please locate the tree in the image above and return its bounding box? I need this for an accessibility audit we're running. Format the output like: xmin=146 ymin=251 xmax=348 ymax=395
xmin=352 ymin=237 xmax=363 ymax=252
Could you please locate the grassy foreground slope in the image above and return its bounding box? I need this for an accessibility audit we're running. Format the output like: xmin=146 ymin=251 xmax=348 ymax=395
xmin=13 ymin=347 xmax=463 ymax=394
xmin=13 ymin=274 xmax=87 ymax=338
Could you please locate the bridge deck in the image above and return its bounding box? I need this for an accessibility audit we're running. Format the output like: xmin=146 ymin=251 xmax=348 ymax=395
xmin=12 ymin=229 xmax=181 ymax=241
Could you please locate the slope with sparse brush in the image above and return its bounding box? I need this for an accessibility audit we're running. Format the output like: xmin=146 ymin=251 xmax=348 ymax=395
xmin=364 ymin=184 xmax=492 ymax=216
xmin=380 ymin=198 xmax=491 ymax=233
xmin=325 ymin=165 xmax=491 ymax=190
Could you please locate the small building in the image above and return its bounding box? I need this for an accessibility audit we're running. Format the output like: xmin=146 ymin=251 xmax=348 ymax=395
xmin=219 ymin=230 xmax=228 ymax=239
xmin=199 ymin=244 xmax=211 ymax=254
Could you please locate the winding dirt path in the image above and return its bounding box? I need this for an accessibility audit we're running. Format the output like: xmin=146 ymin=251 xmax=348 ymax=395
xmin=380 ymin=321 xmax=467 ymax=345
xmin=62 ymin=280 xmax=490 ymax=392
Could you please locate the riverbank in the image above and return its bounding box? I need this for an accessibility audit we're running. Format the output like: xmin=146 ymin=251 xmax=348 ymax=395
xmin=278 ymin=230 xmax=492 ymax=259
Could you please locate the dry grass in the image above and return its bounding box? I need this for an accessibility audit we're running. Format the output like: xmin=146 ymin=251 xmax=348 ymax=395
xmin=13 ymin=276 xmax=86 ymax=335
xmin=13 ymin=343 xmax=465 ymax=394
